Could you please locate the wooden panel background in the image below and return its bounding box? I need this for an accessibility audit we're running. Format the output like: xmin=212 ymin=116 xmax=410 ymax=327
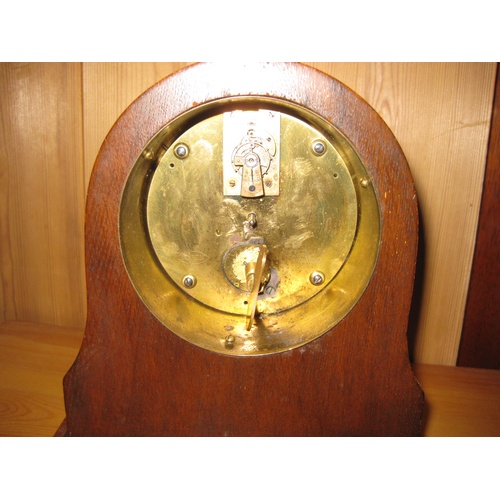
xmin=0 ymin=63 xmax=86 ymax=327
xmin=0 ymin=62 xmax=496 ymax=366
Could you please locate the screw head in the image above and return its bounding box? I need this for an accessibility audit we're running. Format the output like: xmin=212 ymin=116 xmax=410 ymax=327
xmin=312 ymin=140 xmax=326 ymax=156
xmin=182 ymin=275 xmax=197 ymax=288
xmin=360 ymin=178 xmax=370 ymax=188
xmin=174 ymin=143 xmax=189 ymax=159
xmin=309 ymin=271 xmax=325 ymax=286
xmin=245 ymin=153 xmax=259 ymax=168
xmin=247 ymin=212 xmax=257 ymax=228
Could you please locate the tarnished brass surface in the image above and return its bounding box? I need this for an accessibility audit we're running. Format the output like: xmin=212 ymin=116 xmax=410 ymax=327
xmin=119 ymin=97 xmax=381 ymax=356
xmin=222 ymin=239 xmax=270 ymax=292
xmin=146 ymin=111 xmax=358 ymax=316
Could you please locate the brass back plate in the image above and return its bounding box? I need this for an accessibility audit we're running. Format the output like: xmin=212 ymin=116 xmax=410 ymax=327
xmin=119 ymin=97 xmax=381 ymax=356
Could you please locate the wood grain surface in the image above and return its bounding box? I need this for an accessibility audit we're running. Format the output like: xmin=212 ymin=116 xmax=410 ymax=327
xmin=309 ymin=63 xmax=496 ymax=365
xmin=413 ymin=363 xmax=500 ymax=436
xmin=0 ymin=321 xmax=83 ymax=437
xmin=0 ymin=63 xmax=86 ymax=327
xmin=2 ymin=322 xmax=498 ymax=437
xmin=0 ymin=62 xmax=497 ymax=367
xmin=82 ymin=62 xmax=191 ymax=188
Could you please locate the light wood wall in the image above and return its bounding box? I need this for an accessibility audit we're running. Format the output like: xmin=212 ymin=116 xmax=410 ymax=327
xmin=0 ymin=62 xmax=496 ymax=366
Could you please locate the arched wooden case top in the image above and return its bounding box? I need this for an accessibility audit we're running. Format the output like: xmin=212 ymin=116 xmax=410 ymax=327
xmin=62 ymin=63 xmax=424 ymax=436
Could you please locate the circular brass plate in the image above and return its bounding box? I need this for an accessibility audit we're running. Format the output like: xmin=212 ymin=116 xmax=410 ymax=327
xmin=146 ymin=111 xmax=358 ymax=316
xmin=119 ymin=97 xmax=381 ymax=356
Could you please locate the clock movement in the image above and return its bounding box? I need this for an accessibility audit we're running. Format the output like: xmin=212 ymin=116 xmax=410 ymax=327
xmin=60 ymin=63 xmax=424 ymax=436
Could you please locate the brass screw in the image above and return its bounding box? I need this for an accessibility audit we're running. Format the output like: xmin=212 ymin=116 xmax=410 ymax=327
xmin=312 ymin=140 xmax=326 ymax=156
xmin=182 ymin=275 xmax=197 ymax=288
xmin=174 ymin=143 xmax=189 ymax=159
xmin=360 ymin=178 xmax=370 ymax=188
xmin=229 ymin=179 xmax=236 ymax=188
xmin=309 ymin=271 xmax=325 ymax=286
xmin=225 ymin=334 xmax=235 ymax=347
xmin=247 ymin=212 xmax=257 ymax=229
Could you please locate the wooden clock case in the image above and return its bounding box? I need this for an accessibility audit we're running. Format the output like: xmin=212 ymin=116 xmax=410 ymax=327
xmin=59 ymin=63 xmax=424 ymax=436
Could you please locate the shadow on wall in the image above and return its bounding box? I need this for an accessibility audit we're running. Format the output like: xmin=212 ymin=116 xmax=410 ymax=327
xmin=407 ymin=209 xmax=426 ymax=364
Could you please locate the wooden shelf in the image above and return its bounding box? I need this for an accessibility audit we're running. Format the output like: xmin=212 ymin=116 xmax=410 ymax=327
xmin=413 ymin=363 xmax=500 ymax=436
xmin=1 ymin=321 xmax=499 ymax=437
xmin=0 ymin=322 xmax=83 ymax=437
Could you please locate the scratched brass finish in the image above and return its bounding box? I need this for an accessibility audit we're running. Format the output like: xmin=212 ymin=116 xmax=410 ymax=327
xmin=147 ymin=111 xmax=357 ymax=315
xmin=119 ymin=97 xmax=381 ymax=356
